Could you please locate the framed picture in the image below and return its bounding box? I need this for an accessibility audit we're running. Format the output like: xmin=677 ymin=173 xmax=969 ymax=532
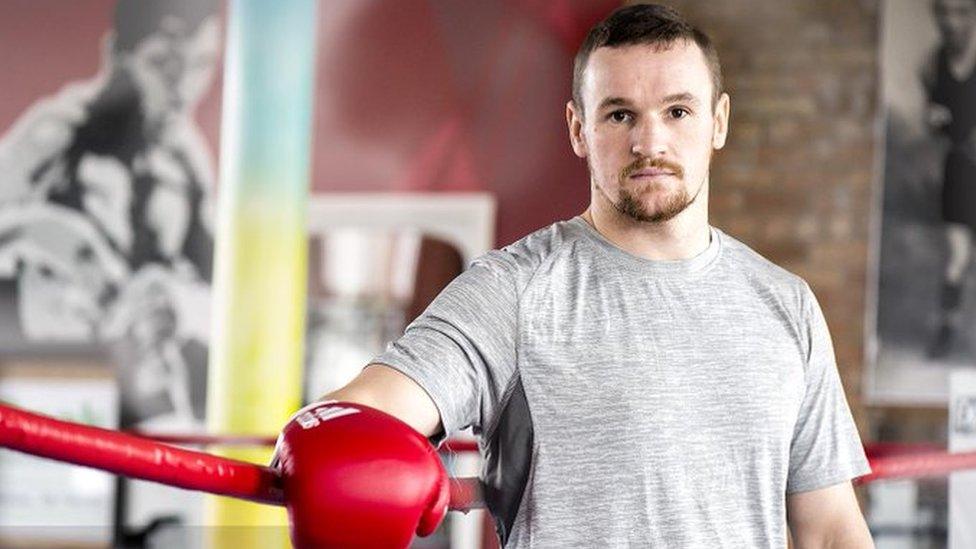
xmin=867 ymin=0 xmax=976 ymax=405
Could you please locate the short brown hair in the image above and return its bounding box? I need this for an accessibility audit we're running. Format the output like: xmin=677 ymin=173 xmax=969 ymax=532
xmin=572 ymin=4 xmax=723 ymax=116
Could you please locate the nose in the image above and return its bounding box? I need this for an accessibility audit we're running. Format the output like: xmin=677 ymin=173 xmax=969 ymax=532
xmin=630 ymin=118 xmax=668 ymax=157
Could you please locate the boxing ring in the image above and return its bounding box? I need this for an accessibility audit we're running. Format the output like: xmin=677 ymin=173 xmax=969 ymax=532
xmin=0 ymin=0 xmax=968 ymax=546
xmin=1 ymin=400 xmax=974 ymax=548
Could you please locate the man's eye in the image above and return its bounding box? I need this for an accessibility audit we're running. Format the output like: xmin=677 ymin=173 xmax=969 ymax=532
xmin=669 ymin=107 xmax=690 ymax=119
xmin=609 ymin=111 xmax=632 ymax=123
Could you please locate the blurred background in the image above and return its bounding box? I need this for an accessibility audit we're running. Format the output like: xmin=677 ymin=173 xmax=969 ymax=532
xmin=0 ymin=0 xmax=973 ymax=547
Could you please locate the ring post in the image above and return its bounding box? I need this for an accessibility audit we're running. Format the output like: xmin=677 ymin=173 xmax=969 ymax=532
xmin=207 ymin=0 xmax=318 ymax=546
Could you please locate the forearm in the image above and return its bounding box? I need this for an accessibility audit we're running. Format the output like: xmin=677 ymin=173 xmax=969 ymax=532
xmin=788 ymin=483 xmax=874 ymax=549
xmin=791 ymin=523 xmax=874 ymax=549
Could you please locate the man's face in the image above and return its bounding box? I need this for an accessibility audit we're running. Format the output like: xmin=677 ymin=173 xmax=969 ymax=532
xmin=123 ymin=15 xmax=220 ymax=129
xmin=934 ymin=0 xmax=976 ymax=52
xmin=567 ymin=41 xmax=729 ymax=224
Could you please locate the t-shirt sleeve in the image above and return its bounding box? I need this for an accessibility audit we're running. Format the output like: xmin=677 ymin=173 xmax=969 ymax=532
xmin=372 ymin=251 xmax=518 ymax=444
xmin=786 ymin=284 xmax=872 ymax=493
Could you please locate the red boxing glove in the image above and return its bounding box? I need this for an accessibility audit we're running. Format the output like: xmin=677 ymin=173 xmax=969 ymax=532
xmin=275 ymin=401 xmax=450 ymax=549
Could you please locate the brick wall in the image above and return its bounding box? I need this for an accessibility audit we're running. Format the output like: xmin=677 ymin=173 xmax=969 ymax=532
xmin=650 ymin=0 xmax=881 ymax=429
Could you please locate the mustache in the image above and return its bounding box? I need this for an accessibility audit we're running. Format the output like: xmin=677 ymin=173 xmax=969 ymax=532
xmin=620 ymin=157 xmax=684 ymax=180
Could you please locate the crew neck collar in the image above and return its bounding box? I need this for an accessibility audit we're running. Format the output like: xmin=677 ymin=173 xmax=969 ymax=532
xmin=569 ymin=216 xmax=722 ymax=275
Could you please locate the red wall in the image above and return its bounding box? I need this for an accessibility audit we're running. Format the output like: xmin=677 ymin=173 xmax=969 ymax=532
xmin=0 ymin=0 xmax=618 ymax=247
xmin=309 ymin=1 xmax=618 ymax=245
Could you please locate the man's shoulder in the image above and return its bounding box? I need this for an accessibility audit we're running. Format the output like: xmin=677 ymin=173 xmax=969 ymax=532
xmin=716 ymin=228 xmax=811 ymax=300
xmin=468 ymin=218 xmax=583 ymax=294
xmin=472 ymin=218 xmax=586 ymax=276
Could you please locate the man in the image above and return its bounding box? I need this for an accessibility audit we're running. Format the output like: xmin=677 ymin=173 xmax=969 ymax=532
xmin=285 ymin=5 xmax=874 ymax=547
xmin=923 ymin=0 xmax=976 ymax=359
xmin=0 ymin=0 xmax=219 ymax=339
xmin=57 ymin=0 xmax=218 ymax=279
xmin=0 ymin=0 xmax=218 ymax=425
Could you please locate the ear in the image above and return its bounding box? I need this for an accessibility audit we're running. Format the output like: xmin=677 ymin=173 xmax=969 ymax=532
xmin=566 ymin=100 xmax=588 ymax=158
xmin=712 ymin=92 xmax=730 ymax=150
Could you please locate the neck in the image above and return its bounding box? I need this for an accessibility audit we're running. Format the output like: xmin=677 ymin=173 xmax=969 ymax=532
xmin=581 ymin=182 xmax=711 ymax=261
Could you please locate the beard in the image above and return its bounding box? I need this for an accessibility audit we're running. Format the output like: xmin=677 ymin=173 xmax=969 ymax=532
xmin=593 ymin=156 xmax=703 ymax=224
xmin=616 ymin=183 xmax=692 ymax=223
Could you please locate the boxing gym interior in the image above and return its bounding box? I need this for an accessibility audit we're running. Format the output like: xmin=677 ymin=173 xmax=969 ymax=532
xmin=0 ymin=0 xmax=974 ymax=548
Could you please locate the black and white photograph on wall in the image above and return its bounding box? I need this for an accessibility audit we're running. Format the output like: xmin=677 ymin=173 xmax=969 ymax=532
xmin=870 ymin=0 xmax=976 ymax=404
xmin=0 ymin=0 xmax=221 ymax=430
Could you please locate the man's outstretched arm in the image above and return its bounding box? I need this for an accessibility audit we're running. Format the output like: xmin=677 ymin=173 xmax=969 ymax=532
xmin=787 ymin=481 xmax=874 ymax=549
xmin=321 ymin=363 xmax=443 ymax=439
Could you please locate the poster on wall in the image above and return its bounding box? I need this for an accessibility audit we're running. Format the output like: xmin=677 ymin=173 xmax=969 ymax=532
xmin=0 ymin=0 xmax=222 ymax=429
xmin=869 ymin=0 xmax=976 ymax=404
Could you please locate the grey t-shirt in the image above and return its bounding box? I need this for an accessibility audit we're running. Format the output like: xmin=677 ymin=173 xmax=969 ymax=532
xmin=375 ymin=217 xmax=870 ymax=548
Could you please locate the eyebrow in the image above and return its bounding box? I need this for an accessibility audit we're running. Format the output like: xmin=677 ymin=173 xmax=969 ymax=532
xmin=596 ymin=97 xmax=632 ymax=112
xmin=596 ymin=92 xmax=702 ymax=112
xmin=661 ymin=92 xmax=701 ymax=106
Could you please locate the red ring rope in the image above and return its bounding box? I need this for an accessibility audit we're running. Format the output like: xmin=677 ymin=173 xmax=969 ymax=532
xmin=132 ymin=432 xmax=976 ymax=486
xmin=856 ymin=449 xmax=976 ymax=484
xmin=128 ymin=432 xmax=976 ymax=486
xmin=4 ymin=400 xmax=976 ymax=515
xmin=0 ymin=403 xmax=284 ymax=505
xmin=0 ymin=403 xmax=482 ymax=511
